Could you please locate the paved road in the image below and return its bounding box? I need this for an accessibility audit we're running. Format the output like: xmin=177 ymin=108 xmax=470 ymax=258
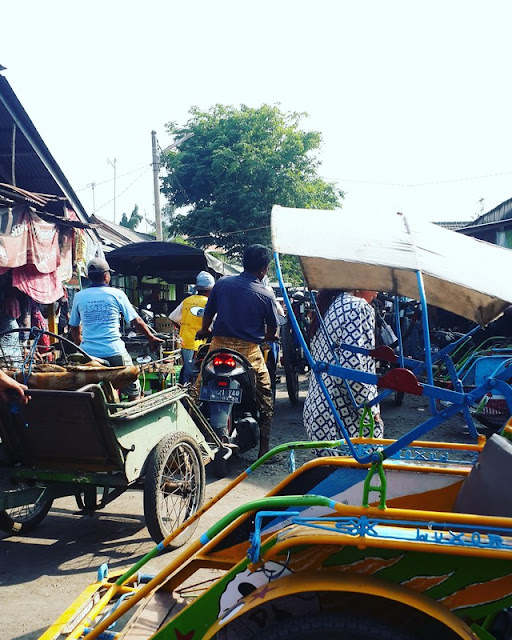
xmin=0 ymin=377 xmax=471 ymax=640
xmin=0 ymin=381 xmax=306 ymax=640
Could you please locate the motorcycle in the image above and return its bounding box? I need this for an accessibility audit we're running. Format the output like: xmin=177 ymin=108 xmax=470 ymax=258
xmin=195 ymin=344 xmax=268 ymax=476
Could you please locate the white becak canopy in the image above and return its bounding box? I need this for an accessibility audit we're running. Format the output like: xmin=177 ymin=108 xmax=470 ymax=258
xmin=271 ymin=205 xmax=512 ymax=326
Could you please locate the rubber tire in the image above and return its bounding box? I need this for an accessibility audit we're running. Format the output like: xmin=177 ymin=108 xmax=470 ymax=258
xmin=394 ymin=391 xmax=405 ymax=407
xmin=143 ymin=432 xmax=205 ymax=548
xmin=266 ymin=348 xmax=277 ymax=404
xmin=263 ymin=612 xmax=416 ymax=640
xmin=0 ymin=497 xmax=53 ymax=535
xmin=281 ymin=321 xmax=300 ymax=405
xmin=473 ymin=413 xmax=506 ymax=432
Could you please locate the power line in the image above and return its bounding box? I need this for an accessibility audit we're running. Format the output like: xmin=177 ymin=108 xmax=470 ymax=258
xmin=94 ymin=167 xmax=150 ymax=215
xmin=76 ymin=163 xmax=150 ymax=192
xmin=187 ymin=224 xmax=270 ymax=241
xmin=341 ymin=169 xmax=512 ymax=188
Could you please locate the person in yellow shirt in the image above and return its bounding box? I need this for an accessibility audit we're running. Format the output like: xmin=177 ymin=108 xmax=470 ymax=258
xmin=169 ymin=271 xmax=215 ymax=383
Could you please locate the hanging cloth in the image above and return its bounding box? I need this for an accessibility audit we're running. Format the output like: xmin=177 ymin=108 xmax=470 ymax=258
xmin=12 ymin=264 xmax=64 ymax=304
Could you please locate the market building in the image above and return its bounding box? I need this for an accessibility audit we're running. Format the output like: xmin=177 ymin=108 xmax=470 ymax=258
xmin=0 ymin=69 xmax=101 ymax=351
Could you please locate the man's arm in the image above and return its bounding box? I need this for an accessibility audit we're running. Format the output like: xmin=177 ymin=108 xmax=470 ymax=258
xmin=68 ymin=296 xmax=82 ymax=345
xmin=117 ymin=290 xmax=164 ymax=346
xmin=131 ymin=316 xmax=164 ymax=345
xmin=196 ymin=284 xmax=217 ymax=339
xmin=69 ymin=324 xmax=82 ymax=346
xmin=0 ymin=369 xmax=28 ymax=405
xmin=196 ymin=312 xmax=214 ymax=339
xmin=263 ymin=297 xmax=279 ymax=341
xmin=169 ymin=301 xmax=184 ymax=328
xmin=264 ymin=324 xmax=278 ymax=341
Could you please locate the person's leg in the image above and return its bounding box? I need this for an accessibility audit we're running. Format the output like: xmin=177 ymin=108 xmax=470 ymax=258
xmin=181 ymin=348 xmax=195 ymax=383
xmin=251 ymin=355 xmax=274 ymax=457
xmin=104 ymin=352 xmax=141 ymax=401
xmin=225 ymin=341 xmax=274 ymax=457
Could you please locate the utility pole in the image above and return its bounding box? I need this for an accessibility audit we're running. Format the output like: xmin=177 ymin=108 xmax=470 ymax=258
xmin=152 ymin=130 xmax=194 ymax=242
xmin=86 ymin=182 xmax=96 ymax=214
xmin=107 ymin=158 xmax=117 ymax=223
xmin=151 ymin=131 xmax=163 ymax=241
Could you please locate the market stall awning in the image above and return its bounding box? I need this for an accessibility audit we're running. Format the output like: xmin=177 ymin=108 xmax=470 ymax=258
xmin=271 ymin=205 xmax=512 ymax=326
xmin=107 ymin=241 xmax=209 ymax=283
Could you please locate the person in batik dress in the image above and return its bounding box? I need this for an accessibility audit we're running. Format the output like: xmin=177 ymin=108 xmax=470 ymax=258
xmin=303 ymin=289 xmax=384 ymax=454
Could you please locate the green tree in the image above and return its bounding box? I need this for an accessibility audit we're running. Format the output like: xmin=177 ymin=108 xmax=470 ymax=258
xmin=160 ymin=104 xmax=343 ymax=257
xmin=120 ymin=204 xmax=143 ymax=230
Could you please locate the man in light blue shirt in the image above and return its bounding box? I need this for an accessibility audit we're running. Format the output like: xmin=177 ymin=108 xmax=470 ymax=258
xmin=70 ymin=257 xmax=162 ymax=401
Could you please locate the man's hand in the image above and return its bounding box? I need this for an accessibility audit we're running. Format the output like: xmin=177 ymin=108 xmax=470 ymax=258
xmin=0 ymin=370 xmax=29 ymax=405
xmin=148 ymin=334 xmax=165 ymax=350
xmin=196 ymin=329 xmax=211 ymax=340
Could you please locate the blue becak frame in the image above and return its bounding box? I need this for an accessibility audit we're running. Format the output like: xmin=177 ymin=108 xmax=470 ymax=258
xmin=274 ymin=252 xmax=512 ymax=465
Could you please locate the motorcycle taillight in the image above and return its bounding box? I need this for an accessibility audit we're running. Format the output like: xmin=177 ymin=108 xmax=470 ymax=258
xmin=213 ymin=354 xmax=236 ymax=369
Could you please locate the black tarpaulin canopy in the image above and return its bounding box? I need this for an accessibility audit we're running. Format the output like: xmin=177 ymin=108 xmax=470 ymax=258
xmin=106 ymin=241 xmax=235 ymax=283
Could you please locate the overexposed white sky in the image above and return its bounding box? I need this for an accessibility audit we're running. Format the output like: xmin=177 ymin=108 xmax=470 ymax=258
xmin=3 ymin=0 xmax=512 ymax=232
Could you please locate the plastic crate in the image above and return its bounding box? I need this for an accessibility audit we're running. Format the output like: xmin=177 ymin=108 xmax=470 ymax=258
xmin=154 ymin=317 xmax=173 ymax=334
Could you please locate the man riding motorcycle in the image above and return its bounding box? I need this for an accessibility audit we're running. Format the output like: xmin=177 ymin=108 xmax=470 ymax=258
xmin=196 ymin=245 xmax=280 ymax=458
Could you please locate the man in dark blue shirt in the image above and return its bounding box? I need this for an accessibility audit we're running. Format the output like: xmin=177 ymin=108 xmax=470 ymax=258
xmin=197 ymin=244 xmax=279 ymax=457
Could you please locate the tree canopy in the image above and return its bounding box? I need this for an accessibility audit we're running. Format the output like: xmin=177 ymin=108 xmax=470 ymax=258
xmin=120 ymin=204 xmax=143 ymax=231
xmin=160 ymin=104 xmax=343 ymax=256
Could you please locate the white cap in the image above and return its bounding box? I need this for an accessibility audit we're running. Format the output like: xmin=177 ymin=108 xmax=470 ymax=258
xmin=196 ymin=271 xmax=215 ymax=290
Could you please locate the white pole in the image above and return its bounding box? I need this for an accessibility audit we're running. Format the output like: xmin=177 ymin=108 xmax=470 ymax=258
xmin=151 ymin=131 xmax=163 ymax=241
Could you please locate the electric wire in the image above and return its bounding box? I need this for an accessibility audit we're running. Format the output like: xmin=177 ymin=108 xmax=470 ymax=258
xmin=94 ymin=167 xmax=151 ymax=214
xmin=76 ymin=164 xmax=151 ymax=192
xmin=341 ymin=168 xmax=512 ymax=187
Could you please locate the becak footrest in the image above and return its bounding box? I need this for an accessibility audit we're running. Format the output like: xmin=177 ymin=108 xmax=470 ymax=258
xmin=377 ymin=368 xmax=423 ymax=396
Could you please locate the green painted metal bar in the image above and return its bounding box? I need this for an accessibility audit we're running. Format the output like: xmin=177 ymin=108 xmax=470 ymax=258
xmin=85 ymin=495 xmax=340 ymax=640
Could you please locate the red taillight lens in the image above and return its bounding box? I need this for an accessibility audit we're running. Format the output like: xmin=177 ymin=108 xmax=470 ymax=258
xmin=213 ymin=354 xmax=236 ymax=368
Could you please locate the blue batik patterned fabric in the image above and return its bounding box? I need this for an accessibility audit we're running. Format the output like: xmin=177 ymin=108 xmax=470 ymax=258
xmin=303 ymin=292 xmax=383 ymax=454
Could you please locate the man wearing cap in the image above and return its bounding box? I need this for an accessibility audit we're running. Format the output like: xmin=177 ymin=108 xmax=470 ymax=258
xmin=196 ymin=245 xmax=280 ymax=458
xmin=69 ymin=257 xmax=163 ymax=401
xmin=169 ymin=270 xmax=215 ymax=383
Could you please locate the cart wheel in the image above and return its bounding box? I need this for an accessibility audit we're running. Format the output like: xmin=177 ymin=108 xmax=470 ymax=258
xmin=0 ymin=497 xmax=53 ymax=535
xmin=143 ymin=432 xmax=205 ymax=547
xmin=262 ymin=613 xmax=416 ymax=640
xmin=281 ymin=321 xmax=300 ymax=405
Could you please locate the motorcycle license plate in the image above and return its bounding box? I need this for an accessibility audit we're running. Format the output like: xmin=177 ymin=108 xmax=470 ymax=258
xmin=199 ymin=387 xmax=242 ymax=403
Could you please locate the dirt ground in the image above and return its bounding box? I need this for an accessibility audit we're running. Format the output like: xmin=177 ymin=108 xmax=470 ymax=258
xmin=0 ymin=371 xmax=473 ymax=640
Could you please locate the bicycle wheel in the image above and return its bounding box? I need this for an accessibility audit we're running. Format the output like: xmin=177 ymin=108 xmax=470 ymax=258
xmin=281 ymin=320 xmax=300 ymax=405
xmin=0 ymin=490 xmax=53 ymax=535
xmin=143 ymin=432 xmax=205 ymax=547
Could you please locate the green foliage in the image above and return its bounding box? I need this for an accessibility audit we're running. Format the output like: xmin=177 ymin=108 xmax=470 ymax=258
xmin=268 ymin=254 xmax=304 ymax=287
xmin=160 ymin=104 xmax=343 ymax=257
xmin=120 ymin=204 xmax=143 ymax=230
xmin=161 ymin=203 xmax=180 ymax=240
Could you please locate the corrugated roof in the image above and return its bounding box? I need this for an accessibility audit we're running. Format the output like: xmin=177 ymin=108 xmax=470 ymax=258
xmin=0 ymin=73 xmax=92 ymax=225
xmin=91 ymin=215 xmax=154 ymax=250
xmin=433 ymin=220 xmax=472 ymax=231
xmin=471 ymin=196 xmax=512 ymax=226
